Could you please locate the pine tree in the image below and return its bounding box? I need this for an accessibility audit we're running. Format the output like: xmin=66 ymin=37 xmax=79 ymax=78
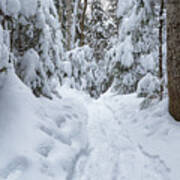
xmin=0 ymin=25 xmax=10 ymax=75
xmin=107 ymin=0 xmax=118 ymax=34
xmin=86 ymin=0 xmax=115 ymax=61
xmin=54 ymin=0 xmax=66 ymax=40
xmin=109 ymin=0 xmax=161 ymax=95
xmin=0 ymin=0 xmax=64 ymax=98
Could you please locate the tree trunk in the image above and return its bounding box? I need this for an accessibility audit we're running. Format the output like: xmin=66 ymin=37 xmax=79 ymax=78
xmin=80 ymin=0 xmax=88 ymax=46
xmin=66 ymin=0 xmax=73 ymax=50
xmin=57 ymin=0 xmax=66 ymax=41
xmin=167 ymin=0 xmax=180 ymax=121
xmin=159 ymin=0 xmax=164 ymax=100
xmin=71 ymin=0 xmax=80 ymax=48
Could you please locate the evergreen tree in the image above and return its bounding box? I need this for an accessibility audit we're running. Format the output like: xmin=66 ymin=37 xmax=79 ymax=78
xmin=108 ymin=0 xmax=162 ymax=95
xmin=0 ymin=25 xmax=11 ymax=75
xmin=0 ymin=0 xmax=64 ymax=98
xmin=107 ymin=0 xmax=118 ymax=34
xmin=86 ymin=0 xmax=115 ymax=61
xmin=54 ymin=0 xmax=66 ymax=41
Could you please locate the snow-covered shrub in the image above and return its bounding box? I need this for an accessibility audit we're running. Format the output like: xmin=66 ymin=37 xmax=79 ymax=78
xmin=19 ymin=49 xmax=40 ymax=83
xmin=139 ymin=54 xmax=156 ymax=74
xmin=137 ymin=73 xmax=160 ymax=98
xmin=139 ymin=95 xmax=159 ymax=110
xmin=0 ymin=24 xmax=14 ymax=91
xmin=18 ymin=48 xmax=51 ymax=97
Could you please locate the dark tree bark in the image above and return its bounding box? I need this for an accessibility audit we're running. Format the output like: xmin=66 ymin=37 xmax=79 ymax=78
xmin=66 ymin=0 xmax=73 ymax=50
xmin=159 ymin=0 xmax=164 ymax=100
xmin=80 ymin=0 xmax=88 ymax=46
xmin=167 ymin=0 xmax=180 ymax=121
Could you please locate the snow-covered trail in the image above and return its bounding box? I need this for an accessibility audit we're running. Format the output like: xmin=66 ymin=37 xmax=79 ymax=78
xmin=80 ymin=99 xmax=144 ymax=180
xmin=0 ymin=73 xmax=180 ymax=180
xmin=77 ymin=94 xmax=171 ymax=180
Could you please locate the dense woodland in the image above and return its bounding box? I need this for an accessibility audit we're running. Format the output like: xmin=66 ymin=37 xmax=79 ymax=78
xmin=0 ymin=0 xmax=179 ymax=119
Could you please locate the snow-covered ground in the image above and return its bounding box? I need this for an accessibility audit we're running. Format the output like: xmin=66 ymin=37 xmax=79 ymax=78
xmin=0 ymin=71 xmax=180 ymax=180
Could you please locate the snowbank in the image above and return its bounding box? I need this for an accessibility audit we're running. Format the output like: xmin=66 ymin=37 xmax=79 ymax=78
xmin=0 ymin=71 xmax=89 ymax=180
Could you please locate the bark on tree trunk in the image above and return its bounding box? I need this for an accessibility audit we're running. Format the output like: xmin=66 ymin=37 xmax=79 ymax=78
xmin=159 ymin=0 xmax=164 ymax=100
xmin=167 ymin=0 xmax=180 ymax=121
xmin=71 ymin=0 xmax=80 ymax=48
xmin=66 ymin=0 xmax=73 ymax=50
xmin=80 ymin=0 xmax=88 ymax=46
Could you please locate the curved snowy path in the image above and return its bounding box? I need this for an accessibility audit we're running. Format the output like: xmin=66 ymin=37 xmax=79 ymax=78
xmin=79 ymin=100 xmax=144 ymax=180
xmin=77 ymin=94 xmax=170 ymax=180
xmin=0 ymin=74 xmax=178 ymax=180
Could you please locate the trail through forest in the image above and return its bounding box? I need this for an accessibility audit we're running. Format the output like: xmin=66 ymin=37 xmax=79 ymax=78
xmin=0 ymin=74 xmax=179 ymax=180
xmin=78 ymin=94 xmax=171 ymax=180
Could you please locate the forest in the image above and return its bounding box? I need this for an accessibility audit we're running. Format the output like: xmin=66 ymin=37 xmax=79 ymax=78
xmin=0 ymin=0 xmax=180 ymax=179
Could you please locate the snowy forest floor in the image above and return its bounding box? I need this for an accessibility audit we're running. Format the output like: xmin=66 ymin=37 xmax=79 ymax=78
xmin=0 ymin=71 xmax=180 ymax=180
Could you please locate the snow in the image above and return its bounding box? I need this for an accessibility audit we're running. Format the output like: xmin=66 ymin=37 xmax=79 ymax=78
xmin=19 ymin=49 xmax=40 ymax=88
xmin=120 ymin=35 xmax=134 ymax=68
xmin=19 ymin=0 xmax=37 ymax=18
xmin=0 ymin=0 xmax=37 ymax=17
xmin=0 ymin=25 xmax=3 ymax=45
xmin=6 ymin=0 xmax=21 ymax=16
xmin=0 ymin=25 xmax=11 ymax=71
xmin=117 ymin=0 xmax=134 ymax=18
xmin=137 ymin=73 xmax=160 ymax=97
xmin=0 ymin=71 xmax=89 ymax=180
xmin=140 ymin=54 xmax=156 ymax=73
xmin=0 ymin=71 xmax=180 ymax=180
xmin=62 ymin=61 xmax=72 ymax=78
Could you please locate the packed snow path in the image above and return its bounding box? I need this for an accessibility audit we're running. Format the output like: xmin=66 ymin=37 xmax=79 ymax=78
xmin=80 ymin=95 xmax=170 ymax=180
xmin=0 ymin=74 xmax=180 ymax=180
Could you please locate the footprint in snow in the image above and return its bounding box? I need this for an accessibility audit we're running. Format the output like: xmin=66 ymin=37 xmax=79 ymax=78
xmin=0 ymin=156 xmax=29 ymax=180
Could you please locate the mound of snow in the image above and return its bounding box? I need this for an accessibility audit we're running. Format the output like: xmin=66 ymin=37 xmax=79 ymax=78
xmin=140 ymin=54 xmax=156 ymax=73
xmin=0 ymin=0 xmax=36 ymax=17
xmin=19 ymin=0 xmax=37 ymax=18
xmin=0 ymin=71 xmax=89 ymax=180
xmin=6 ymin=0 xmax=21 ymax=16
xmin=19 ymin=48 xmax=40 ymax=88
xmin=137 ymin=73 xmax=160 ymax=97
